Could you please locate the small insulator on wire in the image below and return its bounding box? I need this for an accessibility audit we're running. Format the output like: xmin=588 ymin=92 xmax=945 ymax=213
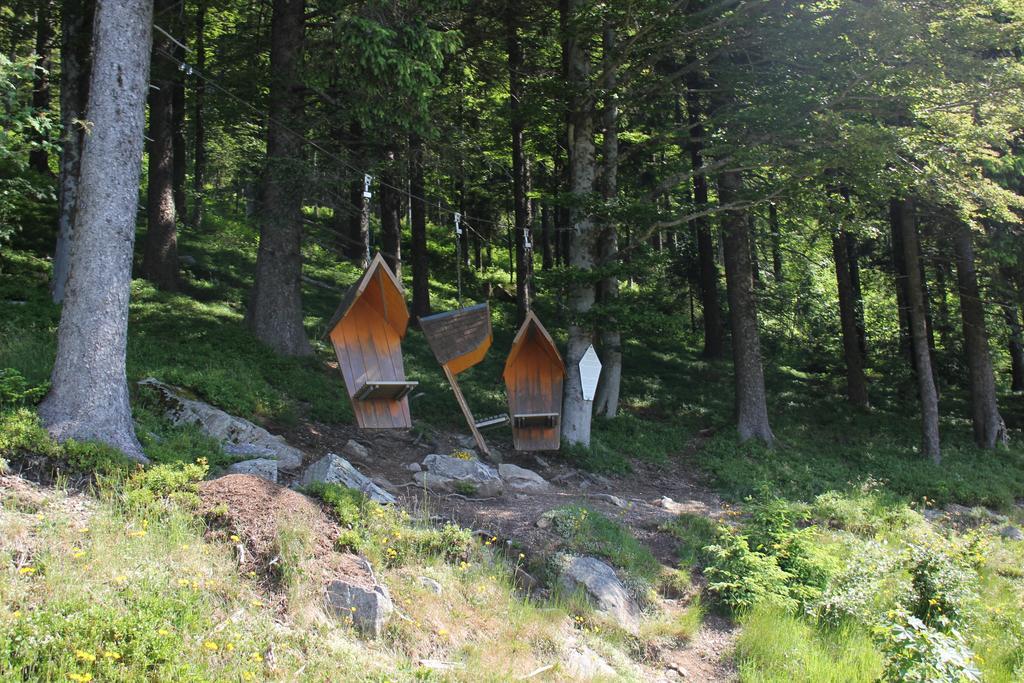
xmin=363 ymin=174 xmax=373 ymax=199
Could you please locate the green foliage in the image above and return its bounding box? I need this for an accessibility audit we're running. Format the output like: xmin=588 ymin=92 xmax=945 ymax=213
xmin=659 ymin=512 xmax=719 ymax=566
xmin=905 ymin=540 xmax=979 ymax=631
xmin=701 ymin=527 xmax=796 ymax=613
xmin=123 ymin=459 xmax=209 ymax=513
xmin=0 ymin=409 xmax=130 ymax=477
xmin=876 ymin=612 xmax=981 ymax=683
xmin=560 ymin=440 xmax=631 ymax=475
xmin=0 ymin=368 xmax=47 ymax=410
xmin=546 ymin=505 xmax=660 ymax=582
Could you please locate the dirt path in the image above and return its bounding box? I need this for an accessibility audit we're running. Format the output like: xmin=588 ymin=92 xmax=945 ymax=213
xmin=286 ymin=420 xmax=741 ymax=680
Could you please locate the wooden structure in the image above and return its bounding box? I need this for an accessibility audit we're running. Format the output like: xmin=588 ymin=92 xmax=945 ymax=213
xmin=325 ymin=253 xmax=417 ymax=429
xmin=502 ymin=311 xmax=565 ymax=451
xmin=419 ymin=303 xmax=499 ymax=456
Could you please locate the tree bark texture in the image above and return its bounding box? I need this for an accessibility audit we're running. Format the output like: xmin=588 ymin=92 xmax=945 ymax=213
xmin=594 ymin=23 xmax=621 ymax=419
xmin=560 ymin=0 xmax=597 ymax=447
xmin=898 ymin=198 xmax=941 ymax=462
xmin=719 ymin=171 xmax=774 ymax=444
xmin=190 ymin=0 xmax=206 ymax=228
xmin=685 ymin=70 xmax=723 ymax=358
xmin=541 ymin=203 xmax=554 ymax=270
xmin=380 ymin=155 xmax=402 ymax=278
xmin=846 ymin=231 xmax=867 ymax=360
xmin=890 ymin=198 xmax=912 ymax=359
xmin=52 ymin=0 xmax=94 ymax=303
xmin=508 ymin=2 xmax=532 ymax=323
xmin=172 ymin=44 xmax=187 ymax=222
xmin=142 ymin=0 xmax=180 ymax=292
xmin=952 ymin=224 xmax=1007 ymax=448
xmin=38 ymin=0 xmax=153 ymax=463
xmin=29 ymin=0 xmax=53 ymax=175
xmin=832 ymin=226 xmax=869 ymax=409
xmin=246 ymin=0 xmax=312 ymax=356
xmin=1006 ymin=301 xmax=1024 ymax=392
xmin=770 ymin=201 xmax=783 ymax=282
xmin=409 ymin=133 xmax=430 ymax=320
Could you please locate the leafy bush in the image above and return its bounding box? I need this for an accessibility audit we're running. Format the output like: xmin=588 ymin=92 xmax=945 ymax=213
xmin=0 ymin=368 xmax=48 ymax=410
xmin=877 ymin=611 xmax=980 ymax=683
xmin=813 ymin=539 xmax=905 ymax=627
xmin=701 ymin=527 xmax=796 ymax=613
xmin=123 ymin=459 xmax=209 ymax=512
xmin=905 ymin=540 xmax=979 ymax=631
xmin=0 ymin=408 xmax=130 ymax=476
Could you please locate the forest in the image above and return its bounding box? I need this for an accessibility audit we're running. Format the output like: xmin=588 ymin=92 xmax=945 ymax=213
xmin=3 ymin=0 xmax=1024 ymax=680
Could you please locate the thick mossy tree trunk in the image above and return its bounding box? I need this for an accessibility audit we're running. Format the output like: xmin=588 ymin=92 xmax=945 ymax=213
xmin=508 ymin=0 xmax=532 ymax=323
xmin=29 ymin=0 xmax=53 ymax=175
xmin=172 ymin=45 xmax=187 ymax=222
xmin=685 ymin=69 xmax=723 ymax=359
xmin=142 ymin=0 xmax=180 ymax=292
xmin=52 ymin=0 xmax=94 ymax=304
xmin=719 ymin=170 xmax=774 ymax=444
xmin=832 ymin=226 xmax=869 ymax=409
xmin=898 ymin=198 xmax=941 ymax=462
xmin=952 ymin=224 xmax=1007 ymax=448
xmin=247 ymin=0 xmax=312 ymax=357
xmin=409 ymin=133 xmax=430 ymax=321
xmin=594 ymin=23 xmax=621 ymax=419
xmin=38 ymin=0 xmax=153 ymax=463
xmin=560 ymin=0 xmax=597 ymax=447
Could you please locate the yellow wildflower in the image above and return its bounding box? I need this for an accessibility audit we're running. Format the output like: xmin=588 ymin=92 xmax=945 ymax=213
xmin=74 ymin=650 xmax=96 ymax=663
xmin=103 ymin=650 xmax=121 ymax=660
xmin=67 ymin=674 xmax=93 ymax=682
xmin=226 ymin=642 xmax=235 ymax=652
xmin=230 ymin=535 xmax=240 ymax=543
xmin=158 ymin=628 xmax=170 ymax=636
xmin=202 ymin=641 xmax=218 ymax=651
xmin=18 ymin=567 xmax=35 ymax=576
xmin=243 ymin=673 xmax=255 ymax=682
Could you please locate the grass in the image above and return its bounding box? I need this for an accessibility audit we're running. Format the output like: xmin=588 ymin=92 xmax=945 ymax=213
xmin=545 ymin=505 xmax=661 ymax=584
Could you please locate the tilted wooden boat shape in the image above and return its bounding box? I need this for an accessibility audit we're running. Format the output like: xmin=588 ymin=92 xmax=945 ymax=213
xmin=325 ymin=253 xmax=417 ymax=429
xmin=503 ymin=311 xmax=565 ymax=451
xmin=419 ymin=302 xmax=496 ymax=456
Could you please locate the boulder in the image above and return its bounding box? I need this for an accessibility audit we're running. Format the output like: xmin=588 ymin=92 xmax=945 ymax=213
xmin=999 ymin=524 xmax=1024 ymax=541
xmin=138 ymin=378 xmax=304 ymax=469
xmin=498 ymin=463 xmax=551 ymax=494
xmin=418 ymin=576 xmax=443 ymax=595
xmin=326 ymin=578 xmax=393 ymax=637
xmin=341 ymin=439 xmax=370 ymax=462
xmin=405 ymin=462 xmax=422 ymax=473
xmin=564 ymin=645 xmax=616 ymax=679
xmin=558 ymin=556 xmax=640 ymax=633
xmin=413 ymin=454 xmax=504 ymax=497
xmin=223 ymin=458 xmax=278 ymax=483
xmin=299 ymin=454 xmax=397 ymax=505
xmin=591 ymin=493 xmax=628 ymax=509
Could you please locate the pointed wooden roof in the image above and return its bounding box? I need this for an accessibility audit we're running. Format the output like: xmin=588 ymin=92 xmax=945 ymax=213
xmin=503 ymin=311 xmax=565 ymax=381
xmin=324 ymin=253 xmax=409 ymax=338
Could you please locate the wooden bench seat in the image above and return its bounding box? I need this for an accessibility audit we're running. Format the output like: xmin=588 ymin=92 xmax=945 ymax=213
xmin=512 ymin=412 xmax=559 ymax=428
xmin=474 ymin=413 xmax=510 ymax=430
xmin=353 ymin=380 xmax=418 ymax=401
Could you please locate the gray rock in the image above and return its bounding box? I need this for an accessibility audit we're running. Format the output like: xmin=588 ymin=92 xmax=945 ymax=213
xmin=300 ymin=454 xmax=397 ymax=505
xmin=223 ymin=442 xmax=277 ymax=458
xmin=224 ymin=458 xmax=278 ymax=483
xmin=372 ymin=476 xmax=398 ymax=494
xmin=454 ymin=435 xmax=478 ymax=451
xmin=559 ymin=556 xmax=640 ymax=633
xmin=413 ymin=453 xmax=504 ymax=497
xmin=405 ymin=462 xmax=422 ymax=473
xmin=592 ymin=493 xmax=628 ymax=508
xmin=564 ymin=645 xmax=616 ymax=679
xmin=341 ymin=439 xmax=370 ymax=461
xmin=325 ymin=579 xmax=393 ymax=636
xmin=999 ymin=524 xmax=1024 ymax=541
xmin=418 ymin=576 xmax=443 ymax=595
xmin=498 ymin=463 xmax=551 ymax=494
xmin=138 ymin=378 xmax=304 ymax=469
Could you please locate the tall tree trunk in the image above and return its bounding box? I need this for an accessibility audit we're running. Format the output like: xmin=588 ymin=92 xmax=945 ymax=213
xmin=347 ymin=160 xmax=370 ymax=267
xmin=769 ymin=201 xmax=783 ymax=281
xmin=246 ymin=0 xmax=312 ymax=356
xmin=952 ymin=224 xmax=1007 ymax=448
xmin=380 ymin=152 xmax=402 ymax=278
xmin=52 ymin=0 xmax=94 ymax=303
xmin=719 ymin=170 xmax=774 ymax=444
xmin=846 ymin=231 xmax=867 ymax=360
xmin=890 ymin=198 xmax=912 ymax=359
xmin=833 ymin=226 xmax=869 ymax=409
xmin=749 ymin=213 xmax=761 ymax=288
xmin=1005 ymin=301 xmax=1024 ymax=392
xmin=594 ymin=23 xmax=621 ymax=419
xmin=38 ymin=0 xmax=152 ymax=463
xmin=898 ymin=198 xmax=941 ymax=462
xmin=507 ymin=0 xmax=532 ymax=323
xmin=560 ymin=0 xmax=597 ymax=447
xmin=409 ymin=133 xmax=430 ymax=320
xmin=141 ymin=0 xmax=179 ymax=291
xmin=541 ymin=203 xmax=554 ymax=270
xmin=685 ymin=69 xmax=723 ymax=358
xmin=190 ymin=0 xmax=206 ymax=228
xmin=29 ymin=0 xmax=53 ymax=175
xmin=934 ymin=257 xmax=952 ymax=350
xmin=171 ymin=44 xmax=187 ymax=222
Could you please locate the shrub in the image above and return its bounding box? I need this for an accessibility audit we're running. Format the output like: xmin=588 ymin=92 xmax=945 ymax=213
xmin=813 ymin=539 xmax=905 ymax=627
xmin=877 ymin=611 xmax=980 ymax=683
xmin=0 ymin=368 xmax=48 ymax=410
xmin=124 ymin=459 xmax=209 ymax=512
xmin=701 ymin=527 xmax=796 ymax=613
xmin=0 ymin=408 xmax=130 ymax=476
xmin=905 ymin=540 xmax=979 ymax=631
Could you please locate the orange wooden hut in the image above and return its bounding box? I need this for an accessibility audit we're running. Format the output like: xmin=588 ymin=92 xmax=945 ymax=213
xmin=502 ymin=311 xmax=565 ymax=451
xmin=325 ymin=253 xmax=417 ymax=429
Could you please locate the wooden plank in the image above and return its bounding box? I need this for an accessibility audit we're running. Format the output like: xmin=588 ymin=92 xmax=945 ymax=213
xmin=443 ymin=365 xmax=491 ymax=457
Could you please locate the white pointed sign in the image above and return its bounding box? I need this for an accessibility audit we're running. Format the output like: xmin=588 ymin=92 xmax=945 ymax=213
xmin=579 ymin=344 xmax=602 ymax=402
